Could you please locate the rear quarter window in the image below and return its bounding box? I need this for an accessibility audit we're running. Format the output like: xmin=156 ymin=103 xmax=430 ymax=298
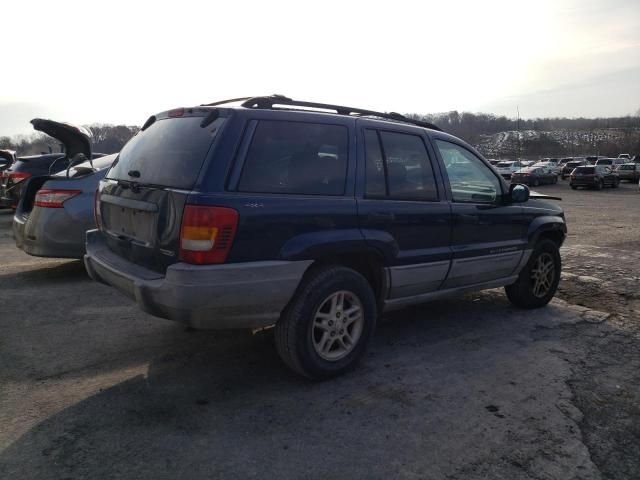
xmin=107 ymin=115 xmax=224 ymax=189
xmin=238 ymin=120 xmax=348 ymax=195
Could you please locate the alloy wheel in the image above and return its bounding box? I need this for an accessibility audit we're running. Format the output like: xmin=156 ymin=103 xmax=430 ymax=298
xmin=312 ymin=290 xmax=364 ymax=361
xmin=530 ymin=253 xmax=556 ymax=298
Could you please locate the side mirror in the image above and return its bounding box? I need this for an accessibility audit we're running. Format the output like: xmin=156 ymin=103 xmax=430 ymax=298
xmin=509 ymin=183 xmax=530 ymax=203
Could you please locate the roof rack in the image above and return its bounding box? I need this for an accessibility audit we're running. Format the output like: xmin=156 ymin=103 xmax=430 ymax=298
xmin=204 ymin=95 xmax=441 ymax=131
xmin=201 ymin=96 xmax=254 ymax=107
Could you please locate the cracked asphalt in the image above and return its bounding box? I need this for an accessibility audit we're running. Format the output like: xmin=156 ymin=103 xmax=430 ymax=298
xmin=0 ymin=180 xmax=638 ymax=479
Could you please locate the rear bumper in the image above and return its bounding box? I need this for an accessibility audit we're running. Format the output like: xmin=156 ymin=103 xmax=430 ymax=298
xmin=13 ymin=206 xmax=89 ymax=259
xmin=618 ymin=173 xmax=639 ymax=181
xmin=84 ymin=230 xmax=311 ymax=329
xmin=570 ymin=177 xmax=599 ymax=187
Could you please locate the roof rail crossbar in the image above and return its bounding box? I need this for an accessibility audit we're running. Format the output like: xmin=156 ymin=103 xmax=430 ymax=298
xmin=239 ymin=95 xmax=441 ymax=131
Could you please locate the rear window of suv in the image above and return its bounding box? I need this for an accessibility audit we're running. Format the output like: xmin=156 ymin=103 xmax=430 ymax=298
xmin=575 ymin=167 xmax=595 ymax=174
xmin=238 ymin=120 xmax=348 ymax=195
xmin=107 ymin=114 xmax=225 ymax=189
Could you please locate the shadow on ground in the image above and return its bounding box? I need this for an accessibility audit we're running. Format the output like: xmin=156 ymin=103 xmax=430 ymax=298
xmin=0 ymin=294 xmax=605 ymax=480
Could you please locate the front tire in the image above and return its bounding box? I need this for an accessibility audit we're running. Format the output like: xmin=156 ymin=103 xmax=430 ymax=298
xmin=505 ymin=239 xmax=561 ymax=309
xmin=275 ymin=265 xmax=377 ymax=379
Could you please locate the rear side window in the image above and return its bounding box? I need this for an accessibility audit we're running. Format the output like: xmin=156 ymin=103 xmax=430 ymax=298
xmin=238 ymin=121 xmax=348 ymax=195
xmin=364 ymin=130 xmax=438 ymax=201
xmin=108 ymin=115 xmax=224 ymax=189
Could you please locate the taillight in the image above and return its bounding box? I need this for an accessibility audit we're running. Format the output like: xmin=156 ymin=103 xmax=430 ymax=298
xmin=179 ymin=205 xmax=238 ymax=265
xmin=8 ymin=171 xmax=31 ymax=183
xmin=94 ymin=189 xmax=102 ymax=228
xmin=34 ymin=189 xmax=81 ymax=208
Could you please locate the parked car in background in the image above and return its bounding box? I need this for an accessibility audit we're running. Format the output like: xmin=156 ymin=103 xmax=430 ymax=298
xmin=617 ymin=154 xmax=631 ymax=160
xmin=0 ymin=119 xmax=104 ymax=208
xmin=488 ymin=159 xmax=500 ymax=167
xmin=570 ymin=165 xmax=619 ymax=190
xmin=585 ymin=156 xmax=599 ymax=165
xmin=561 ymin=159 xmax=586 ymax=179
xmin=532 ymin=161 xmax=559 ymax=175
xmin=84 ymin=95 xmax=566 ymax=379
xmin=615 ymin=163 xmax=640 ymax=182
xmin=496 ymin=160 xmax=525 ymax=179
xmin=13 ymin=154 xmax=117 ymax=258
xmin=596 ymin=158 xmax=626 ymax=170
xmin=539 ymin=158 xmax=561 ymax=172
xmin=511 ymin=167 xmax=558 ymax=186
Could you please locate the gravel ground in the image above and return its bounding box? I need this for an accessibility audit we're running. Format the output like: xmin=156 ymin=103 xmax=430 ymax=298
xmin=0 ymin=179 xmax=638 ymax=479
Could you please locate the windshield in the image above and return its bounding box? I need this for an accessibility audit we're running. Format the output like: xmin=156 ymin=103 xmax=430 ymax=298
xmin=596 ymin=159 xmax=612 ymax=165
xmin=107 ymin=115 xmax=225 ymax=189
xmin=497 ymin=162 xmax=513 ymax=167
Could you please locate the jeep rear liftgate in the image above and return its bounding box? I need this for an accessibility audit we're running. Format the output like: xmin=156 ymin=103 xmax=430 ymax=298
xmin=98 ymin=111 xmax=227 ymax=272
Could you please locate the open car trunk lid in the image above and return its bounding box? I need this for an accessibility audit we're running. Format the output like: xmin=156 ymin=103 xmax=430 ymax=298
xmin=97 ymin=109 xmax=226 ymax=273
xmin=30 ymin=118 xmax=92 ymax=159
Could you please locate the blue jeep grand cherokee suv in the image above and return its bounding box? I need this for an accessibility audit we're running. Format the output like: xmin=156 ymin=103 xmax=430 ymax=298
xmin=85 ymin=95 xmax=566 ymax=379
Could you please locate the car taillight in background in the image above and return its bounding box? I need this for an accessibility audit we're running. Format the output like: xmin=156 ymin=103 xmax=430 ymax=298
xmin=34 ymin=189 xmax=81 ymax=208
xmin=179 ymin=205 xmax=238 ymax=265
xmin=7 ymin=171 xmax=31 ymax=183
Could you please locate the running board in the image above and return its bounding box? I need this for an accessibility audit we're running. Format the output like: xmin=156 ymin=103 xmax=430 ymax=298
xmin=383 ymin=276 xmax=519 ymax=312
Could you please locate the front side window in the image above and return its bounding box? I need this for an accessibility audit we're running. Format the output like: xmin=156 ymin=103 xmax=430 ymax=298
xmin=435 ymin=140 xmax=502 ymax=203
xmin=238 ymin=121 xmax=348 ymax=195
xmin=364 ymin=130 xmax=438 ymax=201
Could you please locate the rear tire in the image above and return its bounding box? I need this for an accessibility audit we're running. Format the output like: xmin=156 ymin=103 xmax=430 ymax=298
xmin=533 ymin=179 xmax=539 ymax=187
xmin=275 ymin=265 xmax=377 ymax=379
xmin=613 ymin=179 xmax=619 ymax=188
xmin=505 ymin=239 xmax=561 ymax=309
xmin=596 ymin=179 xmax=604 ymax=190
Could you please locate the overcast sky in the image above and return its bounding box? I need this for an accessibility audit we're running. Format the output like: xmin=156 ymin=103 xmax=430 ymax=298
xmin=1 ymin=0 xmax=638 ymax=136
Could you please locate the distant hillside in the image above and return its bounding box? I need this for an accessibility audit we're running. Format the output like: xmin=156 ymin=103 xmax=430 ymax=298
xmin=476 ymin=128 xmax=640 ymax=159
xmin=408 ymin=111 xmax=640 ymax=159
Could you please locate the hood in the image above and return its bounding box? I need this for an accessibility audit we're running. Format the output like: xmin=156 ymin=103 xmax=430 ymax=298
xmin=529 ymin=190 xmax=562 ymax=201
xmin=30 ymin=118 xmax=92 ymax=159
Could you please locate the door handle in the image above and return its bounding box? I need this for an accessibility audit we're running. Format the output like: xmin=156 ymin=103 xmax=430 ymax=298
xmin=367 ymin=212 xmax=395 ymax=223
